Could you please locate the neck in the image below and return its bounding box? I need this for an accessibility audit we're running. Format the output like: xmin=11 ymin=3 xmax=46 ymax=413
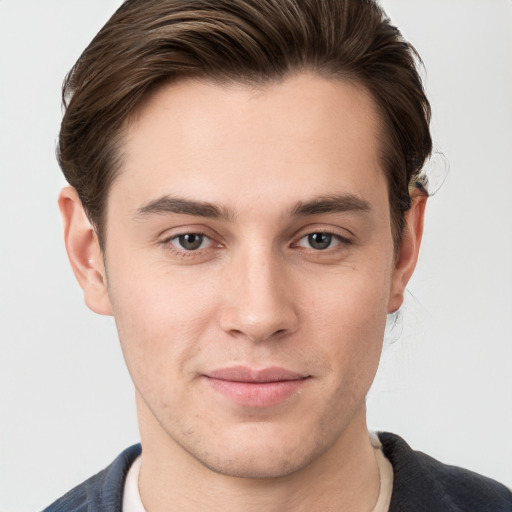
xmin=137 ymin=399 xmax=379 ymax=512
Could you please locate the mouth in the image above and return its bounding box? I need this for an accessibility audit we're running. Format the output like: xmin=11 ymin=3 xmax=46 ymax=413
xmin=203 ymin=366 xmax=311 ymax=408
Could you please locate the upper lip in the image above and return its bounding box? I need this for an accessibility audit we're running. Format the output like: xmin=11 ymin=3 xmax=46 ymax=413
xmin=206 ymin=366 xmax=309 ymax=383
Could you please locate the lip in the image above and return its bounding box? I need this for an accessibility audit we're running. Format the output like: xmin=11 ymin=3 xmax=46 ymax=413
xmin=204 ymin=366 xmax=310 ymax=407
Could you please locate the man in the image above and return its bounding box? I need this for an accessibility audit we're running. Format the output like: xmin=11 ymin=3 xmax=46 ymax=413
xmin=44 ymin=0 xmax=512 ymax=511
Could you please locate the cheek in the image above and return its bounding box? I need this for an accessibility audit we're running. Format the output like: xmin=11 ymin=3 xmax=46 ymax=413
xmin=300 ymin=264 xmax=390 ymax=378
xmin=300 ymin=259 xmax=391 ymax=333
xmin=106 ymin=263 xmax=220 ymax=387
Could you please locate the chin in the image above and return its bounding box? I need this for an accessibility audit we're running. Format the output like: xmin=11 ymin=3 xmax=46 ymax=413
xmin=195 ymin=444 xmax=314 ymax=480
xmin=177 ymin=421 xmax=333 ymax=480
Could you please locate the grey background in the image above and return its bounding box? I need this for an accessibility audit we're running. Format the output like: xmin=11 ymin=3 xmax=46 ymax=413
xmin=1 ymin=1 xmax=511 ymax=510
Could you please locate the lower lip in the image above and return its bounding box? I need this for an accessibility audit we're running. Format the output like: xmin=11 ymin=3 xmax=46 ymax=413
xmin=205 ymin=377 xmax=308 ymax=407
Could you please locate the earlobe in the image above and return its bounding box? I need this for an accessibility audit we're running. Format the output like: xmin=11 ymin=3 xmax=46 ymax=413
xmin=59 ymin=186 xmax=113 ymax=316
xmin=387 ymin=191 xmax=427 ymax=313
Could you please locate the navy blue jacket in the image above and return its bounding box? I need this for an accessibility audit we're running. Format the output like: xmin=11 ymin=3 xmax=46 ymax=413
xmin=43 ymin=432 xmax=512 ymax=511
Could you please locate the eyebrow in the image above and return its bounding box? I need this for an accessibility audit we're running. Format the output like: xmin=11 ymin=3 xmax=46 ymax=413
xmin=134 ymin=193 xmax=371 ymax=221
xmin=290 ymin=194 xmax=372 ymax=216
xmin=134 ymin=196 xmax=235 ymax=221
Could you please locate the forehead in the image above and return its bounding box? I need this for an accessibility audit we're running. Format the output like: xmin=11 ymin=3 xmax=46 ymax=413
xmin=115 ymin=73 xmax=387 ymax=214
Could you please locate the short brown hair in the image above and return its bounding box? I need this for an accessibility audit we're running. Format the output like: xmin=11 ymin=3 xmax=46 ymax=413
xmin=58 ymin=0 xmax=432 ymax=248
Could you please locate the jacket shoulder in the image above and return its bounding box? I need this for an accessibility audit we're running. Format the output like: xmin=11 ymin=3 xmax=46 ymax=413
xmin=42 ymin=444 xmax=141 ymax=512
xmin=379 ymin=432 xmax=512 ymax=512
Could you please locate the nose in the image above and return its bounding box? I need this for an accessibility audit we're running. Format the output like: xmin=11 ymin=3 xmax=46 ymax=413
xmin=219 ymin=248 xmax=299 ymax=342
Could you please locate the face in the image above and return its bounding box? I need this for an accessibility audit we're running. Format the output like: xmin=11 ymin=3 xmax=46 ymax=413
xmin=64 ymin=73 xmax=423 ymax=478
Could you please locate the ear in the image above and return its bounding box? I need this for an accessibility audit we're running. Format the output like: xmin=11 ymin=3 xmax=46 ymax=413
xmin=387 ymin=190 xmax=427 ymax=313
xmin=59 ymin=186 xmax=113 ymax=316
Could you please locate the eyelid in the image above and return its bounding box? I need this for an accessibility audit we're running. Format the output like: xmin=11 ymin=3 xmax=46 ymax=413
xmin=157 ymin=222 xmax=219 ymax=239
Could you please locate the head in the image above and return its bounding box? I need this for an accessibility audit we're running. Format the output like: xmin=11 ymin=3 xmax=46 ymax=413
xmin=59 ymin=0 xmax=431 ymax=479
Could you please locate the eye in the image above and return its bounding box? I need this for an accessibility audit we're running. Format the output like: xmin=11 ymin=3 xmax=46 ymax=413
xmin=297 ymin=232 xmax=342 ymax=250
xmin=169 ymin=233 xmax=210 ymax=251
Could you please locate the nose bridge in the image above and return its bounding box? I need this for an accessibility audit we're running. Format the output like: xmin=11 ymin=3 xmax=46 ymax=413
xmin=220 ymin=242 xmax=299 ymax=341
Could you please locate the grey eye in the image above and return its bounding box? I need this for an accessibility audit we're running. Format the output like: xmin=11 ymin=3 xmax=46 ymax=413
xmin=307 ymin=233 xmax=333 ymax=250
xmin=296 ymin=232 xmax=343 ymax=251
xmin=174 ymin=233 xmax=205 ymax=251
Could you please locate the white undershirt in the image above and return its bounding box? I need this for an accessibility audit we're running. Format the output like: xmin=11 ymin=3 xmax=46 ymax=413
xmin=122 ymin=455 xmax=145 ymax=512
xmin=370 ymin=432 xmax=394 ymax=512
xmin=122 ymin=433 xmax=394 ymax=512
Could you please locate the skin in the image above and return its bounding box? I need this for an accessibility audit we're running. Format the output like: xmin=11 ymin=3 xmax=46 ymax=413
xmin=60 ymin=73 xmax=426 ymax=511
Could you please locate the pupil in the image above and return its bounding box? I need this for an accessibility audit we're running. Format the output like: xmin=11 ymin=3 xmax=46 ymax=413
xmin=179 ymin=234 xmax=203 ymax=250
xmin=309 ymin=233 xmax=331 ymax=250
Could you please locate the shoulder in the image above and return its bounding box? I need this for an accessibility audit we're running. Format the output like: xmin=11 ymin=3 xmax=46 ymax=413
xmin=42 ymin=444 xmax=142 ymax=512
xmin=378 ymin=432 xmax=512 ymax=512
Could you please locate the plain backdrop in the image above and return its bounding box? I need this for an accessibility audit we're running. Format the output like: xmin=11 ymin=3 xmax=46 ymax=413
xmin=1 ymin=1 xmax=511 ymax=510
